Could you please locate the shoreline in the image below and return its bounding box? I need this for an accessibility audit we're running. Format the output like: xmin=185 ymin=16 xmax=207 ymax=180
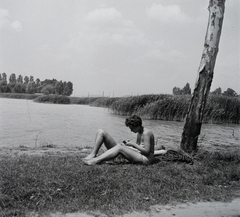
xmin=0 ymin=146 xmax=92 ymax=159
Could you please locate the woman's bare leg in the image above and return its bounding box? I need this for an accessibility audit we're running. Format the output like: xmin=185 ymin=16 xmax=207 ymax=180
xmin=84 ymin=144 xmax=143 ymax=165
xmin=84 ymin=129 xmax=117 ymax=160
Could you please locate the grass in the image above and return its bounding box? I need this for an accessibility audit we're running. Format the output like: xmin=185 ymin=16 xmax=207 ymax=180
xmin=0 ymin=150 xmax=239 ymax=216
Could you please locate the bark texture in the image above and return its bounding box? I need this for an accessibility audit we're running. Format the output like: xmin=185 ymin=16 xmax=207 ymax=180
xmin=181 ymin=0 xmax=225 ymax=153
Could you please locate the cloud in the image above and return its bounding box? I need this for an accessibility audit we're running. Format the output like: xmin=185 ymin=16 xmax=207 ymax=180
xmin=168 ymin=50 xmax=186 ymax=61
xmin=85 ymin=7 xmax=133 ymax=27
xmin=0 ymin=8 xmax=9 ymax=18
xmin=66 ymin=7 xmax=146 ymax=54
xmin=11 ymin=20 xmax=22 ymax=32
xmin=146 ymin=4 xmax=192 ymax=23
xmin=136 ymin=49 xmax=186 ymax=64
xmin=0 ymin=8 xmax=22 ymax=32
xmin=0 ymin=8 xmax=9 ymax=29
xmin=144 ymin=49 xmax=165 ymax=60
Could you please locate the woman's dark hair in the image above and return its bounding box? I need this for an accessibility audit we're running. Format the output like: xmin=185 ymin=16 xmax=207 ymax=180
xmin=125 ymin=115 xmax=142 ymax=127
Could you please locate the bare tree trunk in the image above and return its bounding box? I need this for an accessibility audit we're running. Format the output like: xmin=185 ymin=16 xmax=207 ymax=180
xmin=180 ymin=0 xmax=226 ymax=153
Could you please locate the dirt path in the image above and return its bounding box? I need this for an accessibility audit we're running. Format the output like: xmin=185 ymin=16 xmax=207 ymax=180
xmin=36 ymin=198 xmax=240 ymax=217
xmin=123 ymin=198 xmax=240 ymax=217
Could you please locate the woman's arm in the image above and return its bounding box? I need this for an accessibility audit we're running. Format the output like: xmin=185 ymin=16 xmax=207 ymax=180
xmin=126 ymin=132 xmax=151 ymax=156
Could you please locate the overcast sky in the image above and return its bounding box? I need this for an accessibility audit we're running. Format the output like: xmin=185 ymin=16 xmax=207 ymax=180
xmin=0 ymin=0 xmax=239 ymax=97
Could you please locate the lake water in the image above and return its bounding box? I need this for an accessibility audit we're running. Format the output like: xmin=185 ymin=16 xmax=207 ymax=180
xmin=0 ymin=98 xmax=239 ymax=152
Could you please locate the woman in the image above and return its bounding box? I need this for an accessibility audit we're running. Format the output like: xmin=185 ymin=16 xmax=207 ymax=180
xmin=83 ymin=115 xmax=162 ymax=165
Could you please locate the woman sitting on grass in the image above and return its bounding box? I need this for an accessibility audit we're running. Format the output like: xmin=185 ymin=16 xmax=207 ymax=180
xmin=83 ymin=115 xmax=167 ymax=165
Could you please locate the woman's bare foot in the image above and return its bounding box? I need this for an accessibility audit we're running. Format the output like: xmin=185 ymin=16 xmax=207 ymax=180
xmin=84 ymin=153 xmax=96 ymax=160
xmin=83 ymin=158 xmax=97 ymax=165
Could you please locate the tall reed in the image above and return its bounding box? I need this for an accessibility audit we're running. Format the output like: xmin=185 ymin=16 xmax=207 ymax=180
xmin=203 ymin=95 xmax=240 ymax=124
xmin=90 ymin=97 xmax=120 ymax=108
xmin=69 ymin=97 xmax=101 ymax=105
xmin=110 ymin=94 xmax=169 ymax=116
xmin=137 ymin=95 xmax=190 ymax=121
xmin=109 ymin=94 xmax=239 ymax=124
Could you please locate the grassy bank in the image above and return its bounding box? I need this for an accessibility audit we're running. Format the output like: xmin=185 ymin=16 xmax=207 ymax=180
xmin=0 ymin=150 xmax=239 ymax=216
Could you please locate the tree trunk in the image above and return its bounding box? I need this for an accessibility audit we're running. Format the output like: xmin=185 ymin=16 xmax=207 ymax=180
xmin=180 ymin=0 xmax=225 ymax=153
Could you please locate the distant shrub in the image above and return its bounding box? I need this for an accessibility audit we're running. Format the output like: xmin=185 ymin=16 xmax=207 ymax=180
xmin=34 ymin=95 xmax=70 ymax=104
xmin=41 ymin=89 xmax=49 ymax=95
xmin=0 ymin=93 xmax=39 ymax=100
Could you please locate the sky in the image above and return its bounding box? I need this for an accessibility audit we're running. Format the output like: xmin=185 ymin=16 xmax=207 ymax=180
xmin=0 ymin=0 xmax=239 ymax=97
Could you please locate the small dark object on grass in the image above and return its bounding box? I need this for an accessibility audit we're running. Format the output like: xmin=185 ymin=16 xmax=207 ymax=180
xmin=156 ymin=150 xmax=194 ymax=164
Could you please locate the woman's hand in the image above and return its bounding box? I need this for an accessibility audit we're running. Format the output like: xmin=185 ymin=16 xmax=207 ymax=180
xmin=125 ymin=141 xmax=136 ymax=148
xmin=122 ymin=140 xmax=129 ymax=145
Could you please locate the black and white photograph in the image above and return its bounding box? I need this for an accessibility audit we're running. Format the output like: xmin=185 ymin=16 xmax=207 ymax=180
xmin=0 ymin=0 xmax=239 ymax=216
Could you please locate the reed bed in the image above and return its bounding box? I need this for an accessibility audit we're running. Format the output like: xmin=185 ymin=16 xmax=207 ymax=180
xmin=110 ymin=95 xmax=167 ymax=116
xmin=90 ymin=97 xmax=120 ymax=108
xmin=203 ymin=95 xmax=240 ymax=124
xmin=70 ymin=97 xmax=120 ymax=108
xmin=0 ymin=150 xmax=239 ymax=216
xmin=33 ymin=95 xmax=70 ymax=104
xmin=69 ymin=97 xmax=102 ymax=105
xmin=108 ymin=94 xmax=239 ymax=124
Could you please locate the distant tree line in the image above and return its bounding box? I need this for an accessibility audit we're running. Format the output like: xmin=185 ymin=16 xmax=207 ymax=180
xmin=173 ymin=82 xmax=238 ymax=97
xmin=210 ymin=87 xmax=238 ymax=97
xmin=172 ymin=83 xmax=191 ymax=95
xmin=0 ymin=73 xmax=73 ymax=96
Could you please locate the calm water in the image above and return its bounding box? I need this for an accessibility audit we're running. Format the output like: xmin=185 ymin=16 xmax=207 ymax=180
xmin=0 ymin=98 xmax=239 ymax=152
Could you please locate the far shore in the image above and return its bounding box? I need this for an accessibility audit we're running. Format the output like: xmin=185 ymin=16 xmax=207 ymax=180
xmin=0 ymin=92 xmax=239 ymax=124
